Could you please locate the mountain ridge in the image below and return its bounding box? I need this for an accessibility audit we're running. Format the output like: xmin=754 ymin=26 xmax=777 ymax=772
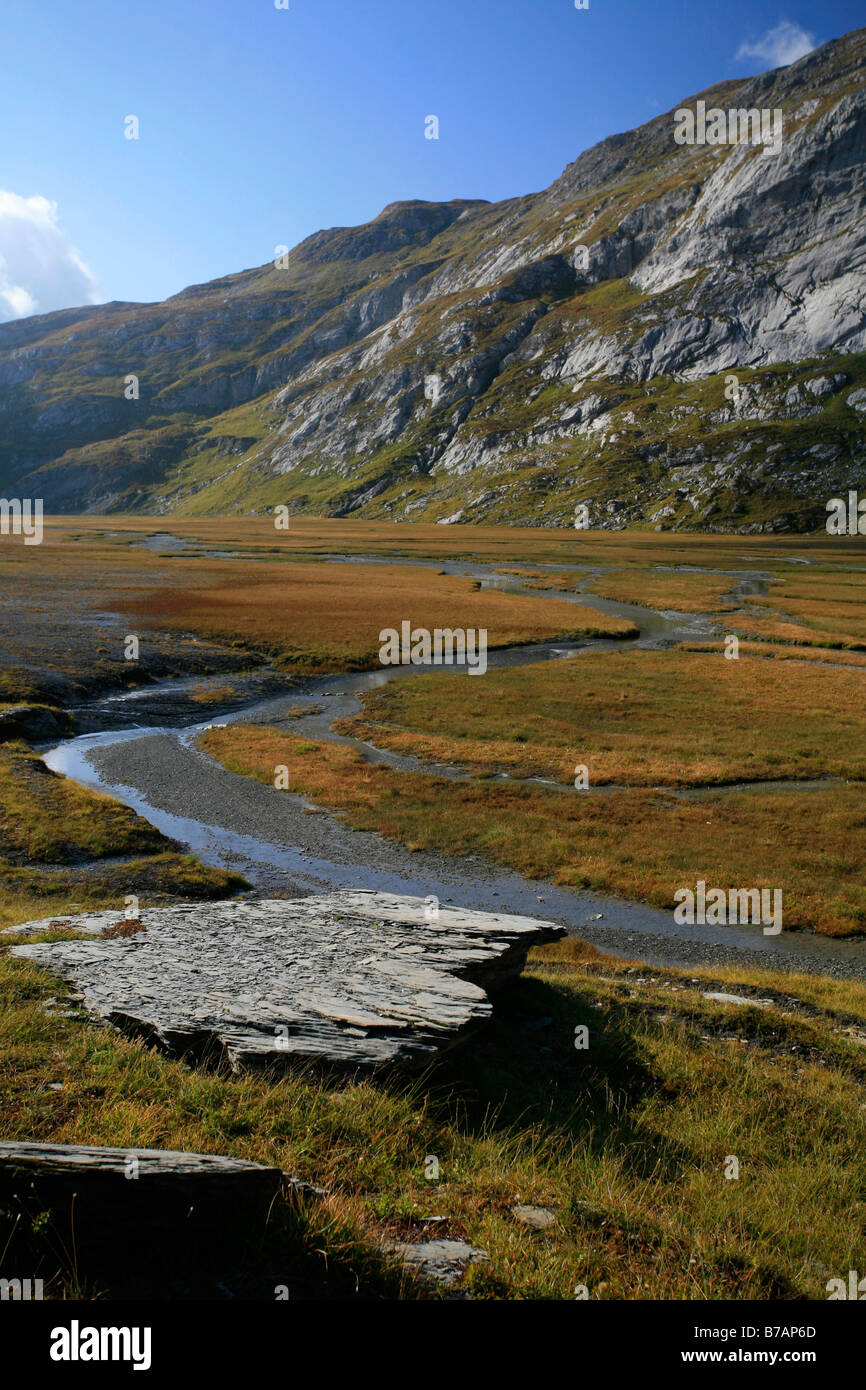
xmin=1 ymin=26 xmax=865 ymax=530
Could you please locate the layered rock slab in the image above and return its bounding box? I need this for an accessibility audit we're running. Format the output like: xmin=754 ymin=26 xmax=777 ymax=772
xmin=0 ymin=1142 xmax=321 ymax=1291
xmin=0 ymin=1141 xmax=288 ymax=1227
xmin=7 ymin=891 xmax=563 ymax=1070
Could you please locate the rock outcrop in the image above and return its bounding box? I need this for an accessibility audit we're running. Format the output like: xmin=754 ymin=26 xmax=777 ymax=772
xmin=0 ymin=1141 xmax=289 ymax=1224
xmin=1 ymin=30 xmax=864 ymax=531
xmin=0 ymin=1142 xmax=322 ymax=1295
xmin=7 ymin=891 xmax=563 ymax=1069
xmin=0 ymin=703 xmax=72 ymax=743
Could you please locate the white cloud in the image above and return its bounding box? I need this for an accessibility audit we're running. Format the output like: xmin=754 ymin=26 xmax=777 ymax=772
xmin=735 ymin=20 xmax=818 ymax=69
xmin=0 ymin=190 xmax=101 ymax=323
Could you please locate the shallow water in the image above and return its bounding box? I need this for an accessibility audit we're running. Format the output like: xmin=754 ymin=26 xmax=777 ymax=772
xmin=40 ymin=554 xmax=866 ymax=976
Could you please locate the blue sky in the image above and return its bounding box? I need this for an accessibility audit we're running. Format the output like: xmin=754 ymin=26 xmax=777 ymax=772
xmin=0 ymin=0 xmax=862 ymax=314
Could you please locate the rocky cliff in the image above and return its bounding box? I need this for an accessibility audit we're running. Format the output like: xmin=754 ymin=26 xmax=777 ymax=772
xmin=1 ymin=27 xmax=864 ymax=531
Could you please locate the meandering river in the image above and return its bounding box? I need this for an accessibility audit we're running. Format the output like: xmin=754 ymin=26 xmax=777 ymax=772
xmin=41 ymin=555 xmax=866 ymax=979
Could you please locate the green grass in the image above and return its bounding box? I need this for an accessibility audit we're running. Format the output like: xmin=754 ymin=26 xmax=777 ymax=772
xmin=0 ymin=741 xmax=246 ymax=930
xmin=0 ymin=743 xmax=168 ymax=863
xmin=1 ymin=937 xmax=864 ymax=1299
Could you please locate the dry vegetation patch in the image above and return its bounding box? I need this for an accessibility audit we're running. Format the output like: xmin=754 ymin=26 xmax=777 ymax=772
xmin=587 ymin=570 xmax=738 ymax=612
xmin=115 ymin=561 xmax=636 ymax=673
xmin=338 ymin=648 xmax=866 ymax=787
xmin=200 ymin=725 xmax=866 ymax=935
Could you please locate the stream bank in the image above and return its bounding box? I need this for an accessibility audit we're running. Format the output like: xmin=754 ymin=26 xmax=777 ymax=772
xmin=41 ymin=555 xmax=866 ymax=981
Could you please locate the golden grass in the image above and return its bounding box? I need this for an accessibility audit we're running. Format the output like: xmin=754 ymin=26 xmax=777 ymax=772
xmin=2 ymin=936 xmax=865 ymax=1299
xmin=733 ymin=613 xmax=866 ymax=649
xmin=732 ymin=570 xmax=866 ymax=648
xmin=337 ymin=648 xmax=866 ymax=786
xmin=0 ymin=743 xmax=244 ymax=928
xmin=3 ymin=520 xmax=865 ymax=678
xmin=588 ymin=569 xmax=738 ymax=612
xmin=499 ymin=567 xmax=743 ymax=612
xmin=495 ymin=568 xmax=588 ymax=591
xmin=8 ymin=514 xmax=866 ymax=567
xmin=679 ymin=641 xmax=866 ymax=668
xmin=0 ymin=743 xmax=167 ymax=862
xmin=115 ymin=561 xmax=635 ymax=673
xmin=200 ymin=725 xmax=866 ymax=935
xmin=0 ymin=857 xmax=247 ymax=933
xmin=5 ymin=517 xmax=866 ymax=1297
xmin=190 ymin=682 xmax=242 ymax=703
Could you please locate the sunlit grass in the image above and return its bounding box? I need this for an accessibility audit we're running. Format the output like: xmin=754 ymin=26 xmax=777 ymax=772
xmin=201 ymin=725 xmax=866 ymax=935
xmin=0 ymin=743 xmax=245 ymax=929
xmin=115 ymin=561 xmax=635 ymax=673
xmin=587 ymin=569 xmax=738 ymax=612
xmin=1 ymin=939 xmax=863 ymax=1299
xmin=337 ymin=648 xmax=866 ymax=787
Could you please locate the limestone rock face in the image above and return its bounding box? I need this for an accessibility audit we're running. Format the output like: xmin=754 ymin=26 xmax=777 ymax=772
xmin=8 ymin=891 xmax=563 ymax=1070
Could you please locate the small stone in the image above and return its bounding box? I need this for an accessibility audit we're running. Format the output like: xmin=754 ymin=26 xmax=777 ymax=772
xmin=388 ymin=1238 xmax=488 ymax=1285
xmin=702 ymin=991 xmax=772 ymax=1008
xmin=512 ymin=1205 xmax=557 ymax=1231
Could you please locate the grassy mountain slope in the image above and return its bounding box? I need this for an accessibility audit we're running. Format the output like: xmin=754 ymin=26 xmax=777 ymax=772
xmin=1 ymin=29 xmax=864 ymax=530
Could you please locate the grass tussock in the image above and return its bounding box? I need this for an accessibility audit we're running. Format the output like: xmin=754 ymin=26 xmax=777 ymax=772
xmin=0 ymin=743 xmax=245 ymax=930
xmin=0 ymin=743 xmax=167 ymax=863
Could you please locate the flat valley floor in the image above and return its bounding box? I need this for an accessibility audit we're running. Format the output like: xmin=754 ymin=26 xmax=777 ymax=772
xmin=2 ymin=517 xmax=865 ymax=1299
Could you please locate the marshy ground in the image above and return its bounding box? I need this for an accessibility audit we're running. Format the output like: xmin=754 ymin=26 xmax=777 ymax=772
xmin=2 ymin=516 xmax=866 ymax=1298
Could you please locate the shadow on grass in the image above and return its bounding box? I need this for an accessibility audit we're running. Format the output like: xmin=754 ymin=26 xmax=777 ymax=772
xmin=418 ymin=974 xmax=698 ymax=1184
xmin=0 ymin=1181 xmax=407 ymax=1302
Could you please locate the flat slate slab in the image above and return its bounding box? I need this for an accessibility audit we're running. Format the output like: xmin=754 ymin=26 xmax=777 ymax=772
xmin=7 ymin=891 xmax=563 ymax=1070
xmin=0 ymin=1141 xmax=288 ymax=1213
xmin=0 ymin=1142 xmax=318 ymax=1280
xmin=0 ymin=1141 xmax=281 ymax=1178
